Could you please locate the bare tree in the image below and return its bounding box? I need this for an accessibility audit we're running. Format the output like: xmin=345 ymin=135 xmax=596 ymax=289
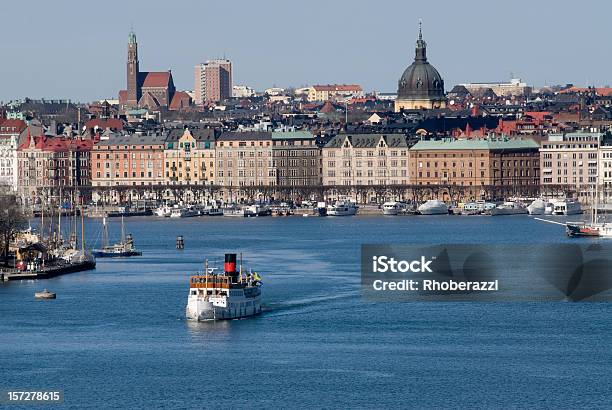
xmin=0 ymin=194 xmax=28 ymax=266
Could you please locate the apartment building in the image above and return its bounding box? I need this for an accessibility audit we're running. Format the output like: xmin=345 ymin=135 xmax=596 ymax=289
xmin=409 ymin=138 xmax=540 ymax=187
xmin=194 ymin=59 xmax=232 ymax=104
xmin=540 ymin=132 xmax=601 ymax=200
xmin=0 ymin=119 xmax=26 ymax=189
xmin=322 ymin=134 xmax=410 ymax=186
xmin=307 ymin=84 xmax=363 ymax=102
xmin=17 ymin=134 xmax=92 ymax=202
xmin=91 ymin=134 xmax=165 ymax=187
xmin=271 ymin=131 xmax=321 ymax=186
xmin=215 ymin=131 xmax=274 ymax=188
xmin=164 ymin=128 xmax=215 ymax=186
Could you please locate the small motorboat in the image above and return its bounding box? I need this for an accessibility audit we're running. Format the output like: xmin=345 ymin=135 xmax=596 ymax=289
xmin=35 ymin=289 xmax=56 ymax=299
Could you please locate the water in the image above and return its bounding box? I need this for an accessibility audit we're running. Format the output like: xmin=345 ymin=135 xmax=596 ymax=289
xmin=1 ymin=215 xmax=611 ymax=408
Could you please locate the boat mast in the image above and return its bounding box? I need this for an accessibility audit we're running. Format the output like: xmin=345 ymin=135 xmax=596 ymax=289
xmin=40 ymin=193 xmax=44 ymax=242
xmin=121 ymin=215 xmax=126 ymax=243
xmin=80 ymin=194 xmax=85 ymax=252
xmin=102 ymin=216 xmax=108 ymax=247
xmin=594 ymin=145 xmax=601 ymax=224
xmin=58 ymin=189 xmax=62 ymax=244
xmin=73 ymin=190 xmax=78 ymax=249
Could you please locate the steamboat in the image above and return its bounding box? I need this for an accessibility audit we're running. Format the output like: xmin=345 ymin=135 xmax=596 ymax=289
xmin=186 ymin=253 xmax=262 ymax=321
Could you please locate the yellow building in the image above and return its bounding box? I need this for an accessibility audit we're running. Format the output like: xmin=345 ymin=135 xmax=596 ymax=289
xmin=307 ymin=84 xmax=363 ymax=102
xmin=164 ymin=128 xmax=215 ymax=185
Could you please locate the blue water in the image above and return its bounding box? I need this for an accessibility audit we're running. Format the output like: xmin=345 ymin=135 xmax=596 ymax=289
xmin=1 ymin=215 xmax=611 ymax=409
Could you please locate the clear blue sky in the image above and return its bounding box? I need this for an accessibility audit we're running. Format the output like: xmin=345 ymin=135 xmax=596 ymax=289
xmin=0 ymin=0 xmax=608 ymax=102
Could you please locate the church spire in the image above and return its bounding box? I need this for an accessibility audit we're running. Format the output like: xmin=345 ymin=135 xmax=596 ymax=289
xmin=418 ymin=19 xmax=422 ymax=41
xmin=415 ymin=20 xmax=427 ymax=62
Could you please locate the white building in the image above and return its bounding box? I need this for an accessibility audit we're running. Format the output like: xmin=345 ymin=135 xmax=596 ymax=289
xmin=599 ymin=144 xmax=612 ymax=200
xmin=459 ymin=78 xmax=531 ymax=97
xmin=233 ymin=85 xmax=256 ymax=98
xmin=264 ymin=87 xmax=285 ymax=96
xmin=0 ymin=120 xmax=25 ymax=191
xmin=540 ymin=131 xmax=600 ymax=202
xmin=307 ymin=84 xmax=363 ymax=102
xmin=0 ymin=135 xmax=18 ymax=190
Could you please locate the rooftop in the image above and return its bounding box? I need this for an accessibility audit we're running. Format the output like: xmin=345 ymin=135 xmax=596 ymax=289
xmin=95 ymin=134 xmax=166 ymax=147
xmin=271 ymin=130 xmax=314 ymax=140
xmin=325 ymin=134 xmax=409 ymax=149
xmin=411 ymin=138 xmax=540 ymax=151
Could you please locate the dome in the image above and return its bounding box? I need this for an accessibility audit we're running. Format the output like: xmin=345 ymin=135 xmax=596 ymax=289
xmin=397 ymin=26 xmax=445 ymax=100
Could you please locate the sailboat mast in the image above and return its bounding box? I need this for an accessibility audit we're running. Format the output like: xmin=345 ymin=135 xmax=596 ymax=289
xmin=73 ymin=191 xmax=78 ymax=249
xmin=40 ymin=195 xmax=44 ymax=242
xmin=103 ymin=216 xmax=108 ymax=247
xmin=58 ymin=191 xmax=62 ymax=244
xmin=594 ymin=146 xmax=600 ymax=224
xmin=80 ymin=195 xmax=85 ymax=252
xmin=121 ymin=216 xmax=125 ymax=243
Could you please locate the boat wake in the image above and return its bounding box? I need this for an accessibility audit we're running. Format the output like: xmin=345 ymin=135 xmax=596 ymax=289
xmin=261 ymin=290 xmax=359 ymax=318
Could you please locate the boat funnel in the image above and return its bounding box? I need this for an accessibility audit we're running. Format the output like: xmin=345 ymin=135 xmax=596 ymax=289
xmin=224 ymin=253 xmax=237 ymax=274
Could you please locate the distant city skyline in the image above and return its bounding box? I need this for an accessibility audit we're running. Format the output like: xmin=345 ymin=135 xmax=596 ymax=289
xmin=0 ymin=0 xmax=610 ymax=102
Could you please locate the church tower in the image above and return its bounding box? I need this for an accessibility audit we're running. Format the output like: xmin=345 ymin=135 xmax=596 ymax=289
xmin=127 ymin=30 xmax=140 ymax=107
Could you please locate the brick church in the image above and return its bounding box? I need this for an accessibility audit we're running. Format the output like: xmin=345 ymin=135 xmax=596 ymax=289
xmin=119 ymin=31 xmax=190 ymax=110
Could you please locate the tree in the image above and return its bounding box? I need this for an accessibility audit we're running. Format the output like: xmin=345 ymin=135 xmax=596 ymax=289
xmin=0 ymin=194 xmax=28 ymax=266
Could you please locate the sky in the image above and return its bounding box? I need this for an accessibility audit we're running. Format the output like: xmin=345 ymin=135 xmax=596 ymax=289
xmin=0 ymin=0 xmax=609 ymax=102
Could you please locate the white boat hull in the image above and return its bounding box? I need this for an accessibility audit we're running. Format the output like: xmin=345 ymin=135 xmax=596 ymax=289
xmin=327 ymin=201 xmax=357 ymax=216
xmin=186 ymin=295 xmax=262 ymax=321
xmin=527 ymin=200 xmax=551 ymax=215
xmin=418 ymin=200 xmax=448 ymax=215
xmin=328 ymin=209 xmax=357 ymax=216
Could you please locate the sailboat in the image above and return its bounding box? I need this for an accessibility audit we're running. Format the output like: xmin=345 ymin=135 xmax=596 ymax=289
xmin=92 ymin=216 xmax=142 ymax=257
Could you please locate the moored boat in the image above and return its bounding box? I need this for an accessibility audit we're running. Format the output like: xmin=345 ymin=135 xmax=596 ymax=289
xmin=527 ymin=199 xmax=553 ymax=215
xmin=327 ymin=201 xmax=358 ymax=216
xmin=417 ymin=200 xmax=448 ymax=215
xmin=566 ymin=222 xmax=612 ymax=237
xmin=155 ymin=205 xmax=172 ymax=217
xmin=170 ymin=205 xmax=200 ymax=218
xmin=92 ymin=217 xmax=142 ymax=257
xmin=316 ymin=201 xmax=328 ymax=217
xmin=382 ymin=201 xmax=406 ymax=215
xmin=552 ymin=199 xmax=582 ymax=215
xmin=186 ymin=253 xmax=262 ymax=321
xmin=488 ymin=201 xmax=528 ymax=216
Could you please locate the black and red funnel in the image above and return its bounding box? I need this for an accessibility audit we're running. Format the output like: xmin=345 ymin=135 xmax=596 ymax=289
xmin=224 ymin=253 xmax=237 ymax=274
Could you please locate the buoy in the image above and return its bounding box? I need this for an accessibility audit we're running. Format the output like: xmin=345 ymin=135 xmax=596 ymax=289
xmin=176 ymin=235 xmax=184 ymax=249
xmin=35 ymin=289 xmax=56 ymax=299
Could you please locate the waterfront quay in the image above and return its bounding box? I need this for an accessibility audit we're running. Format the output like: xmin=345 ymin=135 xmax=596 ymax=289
xmin=0 ymin=260 xmax=95 ymax=282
